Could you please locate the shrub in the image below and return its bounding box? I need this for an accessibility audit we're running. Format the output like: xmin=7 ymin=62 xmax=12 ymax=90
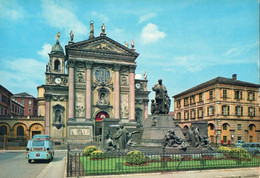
xmin=83 ymin=146 xmax=98 ymax=156
xmin=90 ymin=150 xmax=106 ymax=159
xmin=126 ymin=151 xmax=147 ymax=165
xmin=229 ymin=148 xmax=251 ymax=160
xmin=217 ymin=146 xmax=232 ymax=156
xmin=171 ymin=154 xmax=182 ymax=161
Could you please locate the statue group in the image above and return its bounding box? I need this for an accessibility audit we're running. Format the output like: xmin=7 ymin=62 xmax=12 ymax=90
xmin=164 ymin=126 xmax=212 ymax=150
xmin=104 ymin=124 xmax=139 ymax=152
xmin=151 ymin=79 xmax=171 ymax=115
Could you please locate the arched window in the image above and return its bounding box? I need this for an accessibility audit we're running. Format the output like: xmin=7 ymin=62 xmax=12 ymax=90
xmin=0 ymin=125 xmax=7 ymax=136
xmin=17 ymin=126 xmax=24 ymax=137
xmin=54 ymin=60 xmax=60 ymax=71
xmin=208 ymin=123 xmax=215 ymax=130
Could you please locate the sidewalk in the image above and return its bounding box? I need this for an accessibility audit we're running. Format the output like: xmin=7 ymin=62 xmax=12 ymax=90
xmin=82 ymin=167 xmax=260 ymax=178
xmin=37 ymin=157 xmax=66 ymax=178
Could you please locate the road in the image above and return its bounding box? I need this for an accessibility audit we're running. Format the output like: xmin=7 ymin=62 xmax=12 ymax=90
xmin=0 ymin=150 xmax=66 ymax=178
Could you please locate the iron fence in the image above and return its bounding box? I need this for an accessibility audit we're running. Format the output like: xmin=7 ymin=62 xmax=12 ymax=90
xmin=0 ymin=135 xmax=28 ymax=150
xmin=66 ymin=145 xmax=260 ymax=177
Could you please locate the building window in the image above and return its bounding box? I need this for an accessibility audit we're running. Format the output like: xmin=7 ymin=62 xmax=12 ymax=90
xmin=209 ymin=124 xmax=214 ymax=130
xmin=222 ymin=105 xmax=230 ymax=116
xmin=22 ymin=100 xmax=24 ymax=105
xmin=249 ymin=125 xmax=254 ymax=131
xmin=190 ymin=109 xmax=196 ymax=119
xmin=177 ymin=112 xmax=181 ymax=120
xmin=198 ymin=108 xmax=203 ymax=118
xmin=223 ymin=123 xmax=228 ymax=130
xmin=28 ymin=100 xmax=31 ymax=105
xmin=54 ymin=59 xmax=61 ymax=71
xmin=28 ymin=108 xmax=31 ymax=114
xmin=237 ymin=124 xmax=242 ymax=130
xmin=223 ymin=89 xmax=227 ymax=98
xmin=176 ymin=100 xmax=181 ymax=108
xmin=190 ymin=95 xmax=195 ymax=104
xmin=237 ymin=136 xmax=242 ymax=141
xmin=199 ymin=93 xmax=203 ymax=102
xmin=235 ymin=90 xmax=243 ymax=100
xmin=248 ymin=107 xmax=255 ymax=117
xmin=207 ymin=106 xmax=214 ymax=116
xmin=248 ymin=92 xmax=255 ymax=101
xmin=223 ymin=136 xmax=227 ymax=143
xmin=249 ymin=136 xmax=253 ymax=143
xmin=184 ymin=110 xmax=189 ymax=120
xmin=17 ymin=126 xmax=24 ymax=137
xmin=209 ymin=90 xmax=213 ymax=100
xmin=184 ymin=97 xmax=189 ymax=106
xmin=235 ymin=106 xmax=243 ymax=116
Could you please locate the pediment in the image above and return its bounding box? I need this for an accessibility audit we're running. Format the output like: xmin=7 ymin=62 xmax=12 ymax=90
xmin=66 ymin=36 xmax=138 ymax=57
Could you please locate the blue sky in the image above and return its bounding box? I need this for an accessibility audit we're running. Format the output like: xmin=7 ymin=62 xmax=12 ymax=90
xmin=0 ymin=0 xmax=259 ymax=111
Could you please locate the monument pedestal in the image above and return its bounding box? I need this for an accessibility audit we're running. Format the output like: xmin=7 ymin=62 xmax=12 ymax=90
xmin=140 ymin=115 xmax=184 ymax=147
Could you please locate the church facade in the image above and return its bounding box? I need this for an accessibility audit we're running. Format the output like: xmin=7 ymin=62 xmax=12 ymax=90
xmin=38 ymin=23 xmax=150 ymax=144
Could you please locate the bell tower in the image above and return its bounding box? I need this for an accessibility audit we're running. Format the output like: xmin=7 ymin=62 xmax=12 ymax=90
xmin=46 ymin=32 xmax=66 ymax=85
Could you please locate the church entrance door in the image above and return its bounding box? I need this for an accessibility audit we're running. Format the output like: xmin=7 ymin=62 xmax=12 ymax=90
xmin=95 ymin=111 xmax=109 ymax=141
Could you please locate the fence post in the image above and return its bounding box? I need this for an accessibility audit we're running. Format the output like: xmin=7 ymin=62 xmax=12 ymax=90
xmin=67 ymin=142 xmax=70 ymax=177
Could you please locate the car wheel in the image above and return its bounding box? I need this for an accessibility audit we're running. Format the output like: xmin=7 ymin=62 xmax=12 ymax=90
xmin=28 ymin=159 xmax=32 ymax=163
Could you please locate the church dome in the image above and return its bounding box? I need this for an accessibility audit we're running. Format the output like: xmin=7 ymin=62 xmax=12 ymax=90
xmin=50 ymin=42 xmax=64 ymax=55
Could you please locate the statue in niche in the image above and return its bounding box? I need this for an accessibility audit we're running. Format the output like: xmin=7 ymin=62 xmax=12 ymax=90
xmin=151 ymin=79 xmax=171 ymax=115
xmin=135 ymin=108 xmax=142 ymax=126
xmin=99 ymin=93 xmax=107 ymax=105
xmin=77 ymin=72 xmax=84 ymax=82
xmin=55 ymin=110 xmax=62 ymax=123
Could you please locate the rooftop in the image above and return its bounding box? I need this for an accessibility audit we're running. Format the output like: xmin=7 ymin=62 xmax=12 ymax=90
xmin=173 ymin=75 xmax=259 ymax=98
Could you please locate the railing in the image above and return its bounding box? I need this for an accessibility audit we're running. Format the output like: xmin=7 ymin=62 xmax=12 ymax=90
xmin=0 ymin=135 xmax=29 ymax=150
xmin=66 ymin=147 xmax=260 ymax=177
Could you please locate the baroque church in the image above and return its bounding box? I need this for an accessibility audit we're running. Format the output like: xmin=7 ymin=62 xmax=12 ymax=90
xmin=37 ymin=23 xmax=150 ymax=144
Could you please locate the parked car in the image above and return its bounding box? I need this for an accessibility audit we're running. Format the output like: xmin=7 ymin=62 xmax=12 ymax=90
xmin=25 ymin=135 xmax=54 ymax=163
xmin=242 ymin=143 xmax=260 ymax=155
xmin=235 ymin=140 xmax=245 ymax=148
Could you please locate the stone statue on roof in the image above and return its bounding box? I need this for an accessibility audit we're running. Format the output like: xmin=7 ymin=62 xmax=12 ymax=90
xmin=70 ymin=30 xmax=74 ymax=42
xmin=100 ymin=23 xmax=106 ymax=36
xmin=56 ymin=32 xmax=60 ymax=43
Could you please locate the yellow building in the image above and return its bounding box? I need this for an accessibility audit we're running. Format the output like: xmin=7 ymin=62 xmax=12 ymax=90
xmin=173 ymin=74 xmax=259 ymax=145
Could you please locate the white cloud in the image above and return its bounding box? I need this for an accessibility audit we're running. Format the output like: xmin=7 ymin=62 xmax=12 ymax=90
xmin=41 ymin=0 xmax=87 ymax=37
xmin=139 ymin=13 xmax=156 ymax=24
xmin=38 ymin=43 xmax=52 ymax=58
xmin=91 ymin=11 xmax=109 ymax=23
xmin=0 ymin=58 xmax=46 ymax=97
xmin=141 ymin=23 xmax=166 ymax=44
xmin=0 ymin=2 xmax=24 ymax=20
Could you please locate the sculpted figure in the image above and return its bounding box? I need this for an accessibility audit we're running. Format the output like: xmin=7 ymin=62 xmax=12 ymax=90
xmin=152 ymin=79 xmax=170 ymax=114
xmin=56 ymin=32 xmax=60 ymax=43
xmin=113 ymin=125 xmax=129 ymax=150
xmin=70 ymin=30 xmax=74 ymax=42
xmin=131 ymin=40 xmax=135 ymax=49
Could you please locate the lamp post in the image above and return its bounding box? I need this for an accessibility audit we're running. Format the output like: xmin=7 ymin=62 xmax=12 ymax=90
xmin=216 ymin=114 xmax=219 ymax=147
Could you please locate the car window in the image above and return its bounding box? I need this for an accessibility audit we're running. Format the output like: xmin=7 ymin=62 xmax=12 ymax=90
xmin=250 ymin=144 xmax=255 ymax=148
xmin=256 ymin=144 xmax=260 ymax=148
xmin=32 ymin=141 xmax=44 ymax=147
xmin=243 ymin=144 xmax=249 ymax=147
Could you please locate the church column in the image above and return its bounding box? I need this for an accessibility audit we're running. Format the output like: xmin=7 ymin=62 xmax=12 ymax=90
xmin=44 ymin=94 xmax=51 ymax=134
xmin=129 ymin=65 xmax=136 ymax=121
xmin=68 ymin=61 xmax=75 ymax=119
xmin=144 ymin=100 xmax=148 ymax=120
xmin=85 ymin=62 xmax=93 ymax=120
xmin=114 ymin=64 xmax=121 ymax=119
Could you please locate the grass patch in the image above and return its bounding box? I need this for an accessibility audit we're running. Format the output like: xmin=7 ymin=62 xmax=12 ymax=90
xmin=80 ymin=155 xmax=260 ymax=175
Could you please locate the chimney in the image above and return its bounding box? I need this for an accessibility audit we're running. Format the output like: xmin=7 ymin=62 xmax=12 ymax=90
xmin=232 ymin=74 xmax=237 ymax=80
